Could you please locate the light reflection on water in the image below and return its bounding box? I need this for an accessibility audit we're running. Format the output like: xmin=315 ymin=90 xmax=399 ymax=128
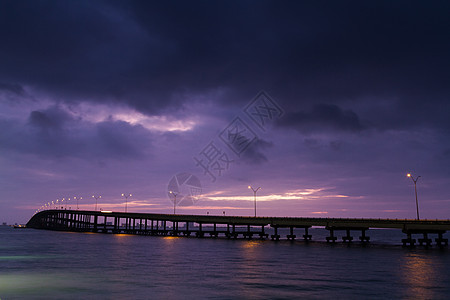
xmin=400 ymin=252 xmax=446 ymax=299
xmin=1 ymin=227 xmax=450 ymax=299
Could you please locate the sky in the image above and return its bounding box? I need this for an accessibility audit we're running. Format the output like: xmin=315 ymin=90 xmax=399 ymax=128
xmin=1 ymin=0 xmax=450 ymax=224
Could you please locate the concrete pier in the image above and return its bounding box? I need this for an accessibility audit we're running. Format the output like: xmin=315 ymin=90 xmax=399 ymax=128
xmin=359 ymin=229 xmax=370 ymax=243
xmin=27 ymin=210 xmax=450 ymax=247
xmin=325 ymin=227 xmax=337 ymax=243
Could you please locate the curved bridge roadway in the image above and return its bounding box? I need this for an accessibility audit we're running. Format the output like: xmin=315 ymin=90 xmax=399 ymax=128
xmin=27 ymin=210 xmax=450 ymax=247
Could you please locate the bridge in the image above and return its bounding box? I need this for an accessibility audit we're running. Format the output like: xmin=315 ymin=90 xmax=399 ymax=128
xmin=27 ymin=210 xmax=450 ymax=247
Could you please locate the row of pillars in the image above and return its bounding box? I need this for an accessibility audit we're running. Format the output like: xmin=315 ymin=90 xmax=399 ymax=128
xmin=271 ymin=226 xmax=312 ymax=241
xmin=37 ymin=213 xmax=449 ymax=247
xmin=402 ymin=232 xmax=449 ymax=247
xmin=271 ymin=226 xmax=370 ymax=243
xmin=41 ymin=212 xmax=92 ymax=231
xmin=325 ymin=227 xmax=370 ymax=243
xmin=174 ymin=223 xmax=269 ymax=239
xmin=90 ymin=216 xmax=270 ymax=239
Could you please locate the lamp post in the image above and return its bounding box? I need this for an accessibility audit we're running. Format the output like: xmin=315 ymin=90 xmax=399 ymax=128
xmin=74 ymin=196 xmax=82 ymax=210
xmin=169 ymin=191 xmax=178 ymax=214
xmin=121 ymin=193 xmax=132 ymax=213
xmin=407 ymin=173 xmax=421 ymax=220
xmin=248 ymin=185 xmax=261 ymax=217
xmin=92 ymin=195 xmax=101 ymax=211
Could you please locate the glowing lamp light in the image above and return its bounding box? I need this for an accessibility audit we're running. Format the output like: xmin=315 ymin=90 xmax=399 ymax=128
xmin=169 ymin=191 xmax=178 ymax=214
xmin=92 ymin=195 xmax=101 ymax=211
xmin=121 ymin=193 xmax=132 ymax=213
xmin=406 ymin=173 xmax=421 ymax=220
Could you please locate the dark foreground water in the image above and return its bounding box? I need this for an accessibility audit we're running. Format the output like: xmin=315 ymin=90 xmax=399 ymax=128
xmin=1 ymin=226 xmax=450 ymax=299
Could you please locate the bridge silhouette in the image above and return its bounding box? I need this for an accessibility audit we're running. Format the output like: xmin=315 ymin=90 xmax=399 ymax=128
xmin=27 ymin=210 xmax=450 ymax=247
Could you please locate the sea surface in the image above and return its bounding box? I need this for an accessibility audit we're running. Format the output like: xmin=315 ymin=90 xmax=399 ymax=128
xmin=1 ymin=226 xmax=450 ymax=299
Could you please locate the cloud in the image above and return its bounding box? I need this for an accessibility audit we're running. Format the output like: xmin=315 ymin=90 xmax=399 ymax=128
xmin=0 ymin=105 xmax=153 ymax=161
xmin=1 ymin=0 xmax=450 ymax=123
xmin=28 ymin=106 xmax=72 ymax=131
xmin=240 ymin=139 xmax=274 ymax=165
xmin=0 ymin=82 xmax=25 ymax=95
xmin=2 ymin=1 xmax=450 ymax=223
xmin=278 ymin=104 xmax=364 ymax=133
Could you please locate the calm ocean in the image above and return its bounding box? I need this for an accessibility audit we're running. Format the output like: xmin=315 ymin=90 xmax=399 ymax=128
xmin=1 ymin=226 xmax=450 ymax=299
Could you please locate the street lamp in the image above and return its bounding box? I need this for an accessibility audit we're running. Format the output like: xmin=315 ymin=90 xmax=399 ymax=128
xmin=92 ymin=195 xmax=101 ymax=211
xmin=121 ymin=193 xmax=132 ymax=213
xmin=169 ymin=191 xmax=178 ymax=214
xmin=248 ymin=185 xmax=261 ymax=217
xmin=74 ymin=196 xmax=82 ymax=210
xmin=407 ymin=173 xmax=421 ymax=220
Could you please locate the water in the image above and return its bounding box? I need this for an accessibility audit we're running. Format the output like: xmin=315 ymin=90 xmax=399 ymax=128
xmin=1 ymin=226 xmax=450 ymax=299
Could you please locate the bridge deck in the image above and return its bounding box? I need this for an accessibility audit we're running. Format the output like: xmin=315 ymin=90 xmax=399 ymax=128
xmin=27 ymin=210 xmax=450 ymax=247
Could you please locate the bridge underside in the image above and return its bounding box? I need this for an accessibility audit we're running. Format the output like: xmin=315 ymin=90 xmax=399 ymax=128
xmin=27 ymin=210 xmax=450 ymax=247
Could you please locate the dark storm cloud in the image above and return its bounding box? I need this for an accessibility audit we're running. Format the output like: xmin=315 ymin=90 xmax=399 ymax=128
xmin=0 ymin=81 xmax=28 ymax=102
xmin=0 ymin=82 xmax=25 ymax=95
xmin=0 ymin=0 xmax=169 ymax=110
xmin=29 ymin=106 xmax=72 ymax=130
xmin=0 ymin=106 xmax=152 ymax=160
xmin=241 ymin=139 xmax=274 ymax=165
xmin=2 ymin=0 xmax=450 ymax=122
xmin=278 ymin=104 xmax=364 ymax=133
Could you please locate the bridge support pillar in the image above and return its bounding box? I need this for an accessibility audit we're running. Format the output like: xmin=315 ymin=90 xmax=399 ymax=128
xmin=231 ymin=224 xmax=238 ymax=239
xmin=209 ymin=223 xmax=218 ymax=238
xmin=435 ymin=232 xmax=448 ymax=247
xmin=196 ymin=223 xmax=204 ymax=238
xmin=326 ymin=228 xmax=337 ymax=243
xmin=287 ymin=226 xmax=296 ymax=240
xmin=342 ymin=229 xmax=353 ymax=243
xmin=259 ymin=225 xmax=268 ymax=239
xmin=172 ymin=221 xmax=179 ymax=236
xmin=113 ymin=217 xmax=118 ymax=233
xmin=93 ymin=215 xmax=98 ymax=233
xmin=402 ymin=233 xmax=416 ymax=247
xmin=102 ymin=215 xmax=107 ymax=233
xmin=418 ymin=233 xmax=432 ymax=247
xmin=243 ymin=224 xmax=253 ymax=239
xmin=271 ymin=226 xmax=280 ymax=241
xmin=163 ymin=221 xmax=167 ymax=235
xmin=154 ymin=220 xmax=159 ymax=235
xmin=303 ymin=227 xmax=312 ymax=241
xmin=359 ymin=229 xmax=370 ymax=243
xmin=183 ymin=221 xmax=191 ymax=236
